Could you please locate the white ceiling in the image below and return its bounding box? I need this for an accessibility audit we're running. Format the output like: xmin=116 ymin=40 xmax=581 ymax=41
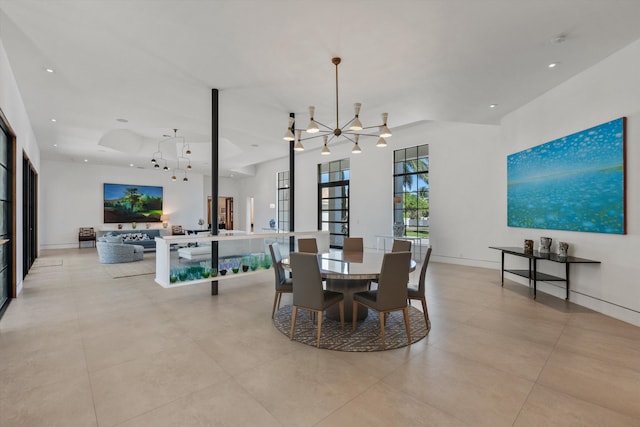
xmin=2 ymin=0 xmax=640 ymax=178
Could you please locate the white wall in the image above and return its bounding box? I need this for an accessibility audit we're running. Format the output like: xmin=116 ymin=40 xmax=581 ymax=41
xmin=0 ymin=38 xmax=40 ymax=294
xmin=40 ymin=160 xmax=207 ymax=248
xmin=499 ymin=38 xmax=640 ymax=326
xmin=237 ymin=121 xmax=500 ymax=262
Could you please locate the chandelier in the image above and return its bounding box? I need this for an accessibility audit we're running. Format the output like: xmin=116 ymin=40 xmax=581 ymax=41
xmin=283 ymin=57 xmax=392 ymax=155
xmin=150 ymin=129 xmax=192 ymax=182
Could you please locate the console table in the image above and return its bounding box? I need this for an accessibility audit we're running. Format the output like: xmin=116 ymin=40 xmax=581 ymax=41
xmin=489 ymin=246 xmax=600 ymax=300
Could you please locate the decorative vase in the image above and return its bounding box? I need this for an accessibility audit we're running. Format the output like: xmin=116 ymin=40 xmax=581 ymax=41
xmin=131 ymin=222 xmax=137 ymax=229
xmin=524 ymin=239 xmax=534 ymax=254
xmin=269 ymin=218 xmax=276 ymax=229
xmin=393 ymin=222 xmax=405 ymax=237
xmin=117 ymin=224 xmax=123 ymax=230
xmin=540 ymin=237 xmax=552 ymax=253
xmin=558 ymin=242 xmax=569 ymax=257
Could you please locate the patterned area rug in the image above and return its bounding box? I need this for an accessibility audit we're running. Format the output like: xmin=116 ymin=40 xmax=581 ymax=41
xmin=273 ymin=305 xmax=430 ymax=351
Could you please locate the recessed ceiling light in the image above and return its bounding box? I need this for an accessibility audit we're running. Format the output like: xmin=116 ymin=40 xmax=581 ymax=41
xmin=489 ymin=104 xmax=497 ymax=109
xmin=84 ymin=159 xmax=88 ymax=162
xmin=53 ymin=143 xmax=57 ymax=147
xmin=50 ymin=118 xmax=57 ymax=122
xmin=251 ymin=144 xmax=259 ymax=148
xmin=548 ymin=62 xmax=559 ymax=68
xmin=45 ymin=68 xmax=54 ymax=73
xmin=129 ymin=163 xmax=134 ymax=167
xmin=116 ymin=118 xmax=128 ymax=123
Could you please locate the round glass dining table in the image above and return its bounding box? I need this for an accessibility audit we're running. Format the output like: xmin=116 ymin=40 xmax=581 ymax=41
xmin=285 ymin=251 xmax=416 ymax=321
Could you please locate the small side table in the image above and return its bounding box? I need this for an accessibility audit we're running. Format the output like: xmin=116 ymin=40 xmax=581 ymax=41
xmin=489 ymin=246 xmax=600 ymax=300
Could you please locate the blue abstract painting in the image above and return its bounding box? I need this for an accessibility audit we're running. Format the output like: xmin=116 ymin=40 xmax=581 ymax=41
xmin=507 ymin=118 xmax=625 ymax=234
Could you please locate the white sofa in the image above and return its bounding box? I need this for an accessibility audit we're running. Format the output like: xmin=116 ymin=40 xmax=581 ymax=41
xmin=97 ymin=241 xmax=144 ymax=264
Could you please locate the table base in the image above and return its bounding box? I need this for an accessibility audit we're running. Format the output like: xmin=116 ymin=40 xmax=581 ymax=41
xmin=325 ymin=278 xmax=370 ymax=321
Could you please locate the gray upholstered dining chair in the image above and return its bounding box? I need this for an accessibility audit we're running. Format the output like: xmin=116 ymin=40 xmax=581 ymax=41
xmin=408 ymin=246 xmax=432 ymax=327
xmin=352 ymin=251 xmax=412 ymax=346
xmin=297 ymin=238 xmax=318 ymax=254
xmin=269 ymin=243 xmax=293 ymax=318
xmin=391 ymin=239 xmax=411 ymax=253
xmin=343 ymin=237 xmax=363 ymax=253
xmin=289 ymin=252 xmax=345 ymax=348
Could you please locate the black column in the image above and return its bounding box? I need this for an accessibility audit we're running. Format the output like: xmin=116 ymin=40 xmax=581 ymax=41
xmin=211 ymin=89 xmax=219 ymax=295
xmin=289 ymin=113 xmax=295 ymax=251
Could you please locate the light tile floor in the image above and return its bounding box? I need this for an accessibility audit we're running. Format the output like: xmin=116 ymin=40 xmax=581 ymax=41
xmin=1 ymin=249 xmax=639 ymax=426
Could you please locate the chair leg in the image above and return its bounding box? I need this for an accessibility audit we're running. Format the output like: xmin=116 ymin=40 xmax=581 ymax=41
xmin=290 ymin=306 xmax=298 ymax=340
xmin=271 ymin=292 xmax=279 ymax=318
xmin=316 ymin=310 xmax=323 ymax=348
xmin=402 ymin=306 xmax=412 ymax=343
xmin=420 ymin=297 xmax=430 ymax=327
xmin=277 ymin=293 xmax=283 ymax=310
xmin=379 ymin=311 xmax=386 ymax=347
xmin=338 ymin=300 xmax=344 ymax=330
xmin=352 ymin=301 xmax=359 ymax=330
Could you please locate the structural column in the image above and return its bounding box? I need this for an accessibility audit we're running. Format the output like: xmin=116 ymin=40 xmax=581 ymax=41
xmin=211 ymin=88 xmax=219 ymax=295
xmin=289 ymin=113 xmax=295 ymax=251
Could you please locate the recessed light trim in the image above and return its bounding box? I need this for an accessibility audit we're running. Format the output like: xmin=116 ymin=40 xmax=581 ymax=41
xmin=50 ymin=118 xmax=57 ymax=122
xmin=84 ymin=159 xmax=88 ymax=162
xmin=45 ymin=68 xmax=54 ymax=73
xmin=116 ymin=118 xmax=129 ymax=123
xmin=489 ymin=104 xmax=497 ymax=109
xmin=548 ymin=62 xmax=559 ymax=68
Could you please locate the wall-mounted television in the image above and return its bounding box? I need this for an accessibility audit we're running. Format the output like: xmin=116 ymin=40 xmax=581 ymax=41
xmin=103 ymin=183 xmax=163 ymax=223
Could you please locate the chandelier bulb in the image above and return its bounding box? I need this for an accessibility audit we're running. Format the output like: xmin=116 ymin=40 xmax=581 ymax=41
xmin=376 ymin=137 xmax=387 ymax=147
xmin=352 ymin=142 xmax=362 ymax=154
xmin=187 ymin=164 xmax=192 ymax=170
xmin=307 ymin=106 xmax=319 ymax=133
xmin=321 ymin=135 xmax=330 ymax=155
xmin=163 ymin=165 xmax=169 ymax=171
xmin=294 ymin=140 xmax=305 ymax=151
xmin=283 ymin=117 xmax=296 ymax=140
xmin=154 ymin=163 xmax=160 ymax=169
xmin=171 ymin=175 xmax=176 ymax=181
xmin=185 ymin=148 xmax=191 ymax=155
xmin=151 ymin=158 xmax=156 ymax=164
xmin=183 ymin=176 xmax=188 ymax=182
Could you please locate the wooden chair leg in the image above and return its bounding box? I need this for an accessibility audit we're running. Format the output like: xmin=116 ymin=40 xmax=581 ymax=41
xmin=316 ymin=310 xmax=323 ymax=348
xmin=379 ymin=311 xmax=386 ymax=347
xmin=352 ymin=301 xmax=359 ymax=330
xmin=277 ymin=293 xmax=283 ymax=310
xmin=271 ymin=292 xmax=279 ymax=318
xmin=290 ymin=306 xmax=298 ymax=340
xmin=339 ymin=300 xmax=344 ymax=330
xmin=420 ymin=298 xmax=430 ymax=327
xmin=402 ymin=307 xmax=411 ymax=343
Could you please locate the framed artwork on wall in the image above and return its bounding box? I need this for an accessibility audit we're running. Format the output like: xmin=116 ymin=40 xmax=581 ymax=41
xmin=507 ymin=117 xmax=626 ymax=234
xmin=103 ymin=183 xmax=163 ymax=223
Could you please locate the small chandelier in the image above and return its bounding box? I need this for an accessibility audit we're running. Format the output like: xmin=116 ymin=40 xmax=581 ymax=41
xmin=151 ymin=128 xmax=192 ymax=182
xmin=284 ymin=57 xmax=391 ymax=155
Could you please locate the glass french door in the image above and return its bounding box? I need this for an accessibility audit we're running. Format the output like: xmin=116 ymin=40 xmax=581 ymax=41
xmin=0 ymin=114 xmax=13 ymax=318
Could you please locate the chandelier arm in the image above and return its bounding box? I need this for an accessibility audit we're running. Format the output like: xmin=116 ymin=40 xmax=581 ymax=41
xmin=311 ymin=120 xmax=333 ymax=131
xmin=344 ymin=131 xmax=381 ymax=138
xmin=298 ymin=133 xmax=329 ymax=142
xmin=358 ymin=124 xmax=385 ymax=131
xmin=339 ymin=117 xmax=356 ymax=131
xmin=342 ymin=134 xmax=356 ymax=144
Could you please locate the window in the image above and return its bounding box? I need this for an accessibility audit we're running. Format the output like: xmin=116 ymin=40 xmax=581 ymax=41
xmin=393 ymin=144 xmax=429 ymax=239
xmin=277 ymin=170 xmax=289 ymax=231
xmin=318 ymin=158 xmax=350 ymax=248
